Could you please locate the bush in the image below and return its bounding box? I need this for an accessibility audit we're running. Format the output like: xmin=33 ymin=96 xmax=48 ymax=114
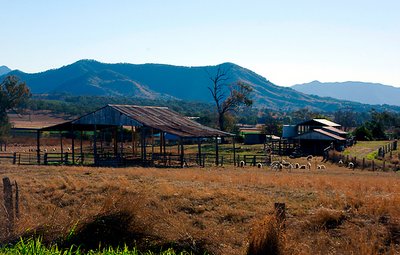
xmin=247 ymin=216 xmax=283 ymax=255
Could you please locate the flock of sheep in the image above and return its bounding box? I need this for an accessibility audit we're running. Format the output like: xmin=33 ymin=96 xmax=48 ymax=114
xmin=238 ymin=155 xmax=356 ymax=171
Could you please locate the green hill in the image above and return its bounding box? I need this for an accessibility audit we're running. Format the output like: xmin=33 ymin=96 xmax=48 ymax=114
xmin=2 ymin=60 xmax=399 ymax=112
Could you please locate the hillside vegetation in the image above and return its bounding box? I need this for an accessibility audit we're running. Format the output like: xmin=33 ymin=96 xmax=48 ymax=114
xmin=3 ymin=60 xmax=399 ymax=112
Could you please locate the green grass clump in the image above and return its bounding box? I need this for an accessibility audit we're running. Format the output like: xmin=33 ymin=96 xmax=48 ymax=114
xmin=0 ymin=238 xmax=192 ymax=255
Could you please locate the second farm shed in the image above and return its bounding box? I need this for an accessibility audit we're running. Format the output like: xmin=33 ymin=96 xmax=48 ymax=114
xmin=39 ymin=104 xmax=233 ymax=167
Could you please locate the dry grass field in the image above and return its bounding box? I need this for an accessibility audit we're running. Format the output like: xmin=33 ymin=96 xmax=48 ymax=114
xmin=0 ymin=160 xmax=399 ymax=254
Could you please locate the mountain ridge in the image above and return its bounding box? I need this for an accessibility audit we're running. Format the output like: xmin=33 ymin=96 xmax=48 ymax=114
xmin=1 ymin=60 xmax=399 ymax=112
xmin=292 ymin=80 xmax=400 ymax=106
xmin=0 ymin=65 xmax=11 ymax=76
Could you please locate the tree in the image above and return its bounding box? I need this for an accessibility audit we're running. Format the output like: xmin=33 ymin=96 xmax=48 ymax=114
xmin=353 ymin=125 xmax=373 ymax=141
xmin=0 ymin=76 xmax=31 ymax=140
xmin=208 ymin=65 xmax=253 ymax=131
xmin=333 ymin=108 xmax=357 ymax=131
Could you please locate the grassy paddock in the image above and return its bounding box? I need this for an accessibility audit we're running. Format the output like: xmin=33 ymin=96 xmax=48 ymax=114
xmin=0 ymin=161 xmax=399 ymax=254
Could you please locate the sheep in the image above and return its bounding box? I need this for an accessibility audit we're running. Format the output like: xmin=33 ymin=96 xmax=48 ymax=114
xmin=348 ymin=162 xmax=354 ymax=169
xmin=338 ymin=159 xmax=344 ymax=165
xmin=67 ymin=147 xmax=71 ymax=151
xmin=239 ymin=161 xmax=245 ymax=167
xmin=44 ymin=149 xmax=47 ymax=152
xmin=306 ymin=155 xmax=313 ymax=161
xmin=52 ymin=148 xmax=56 ymax=151
xmin=257 ymin=162 xmax=263 ymax=168
xmin=270 ymin=161 xmax=282 ymax=170
xmin=317 ymin=164 xmax=326 ymax=170
xmin=307 ymin=162 xmax=312 ymax=169
xmin=299 ymin=164 xmax=307 ymax=169
xmin=294 ymin=163 xmax=300 ymax=169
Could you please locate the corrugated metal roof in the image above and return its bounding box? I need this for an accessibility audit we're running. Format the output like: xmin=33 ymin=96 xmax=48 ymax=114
xmin=322 ymin=126 xmax=347 ymax=135
xmin=109 ymin=104 xmax=232 ymax=137
xmin=297 ymin=119 xmax=341 ymax=127
xmin=314 ymin=129 xmax=346 ymax=141
xmin=42 ymin=104 xmax=231 ymax=138
xmin=312 ymin=119 xmax=341 ymax=127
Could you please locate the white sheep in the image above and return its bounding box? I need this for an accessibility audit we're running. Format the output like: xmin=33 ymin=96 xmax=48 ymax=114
xmin=338 ymin=159 xmax=344 ymax=165
xmin=317 ymin=164 xmax=326 ymax=170
xmin=239 ymin=161 xmax=245 ymax=167
xmin=306 ymin=155 xmax=313 ymax=161
xmin=348 ymin=162 xmax=354 ymax=169
xmin=257 ymin=162 xmax=263 ymax=168
xmin=299 ymin=164 xmax=307 ymax=169
xmin=294 ymin=163 xmax=300 ymax=169
xmin=52 ymin=148 xmax=56 ymax=151
xmin=307 ymin=162 xmax=312 ymax=169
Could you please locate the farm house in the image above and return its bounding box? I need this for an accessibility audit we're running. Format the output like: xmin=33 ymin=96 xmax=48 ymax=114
xmin=283 ymin=119 xmax=349 ymax=155
xmin=30 ymin=104 xmax=234 ymax=167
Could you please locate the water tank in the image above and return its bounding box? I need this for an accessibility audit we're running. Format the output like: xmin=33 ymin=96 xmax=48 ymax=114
xmin=282 ymin=125 xmax=296 ymax=138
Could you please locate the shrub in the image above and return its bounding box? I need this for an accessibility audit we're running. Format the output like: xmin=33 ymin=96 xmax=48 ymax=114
xmin=247 ymin=216 xmax=283 ymax=255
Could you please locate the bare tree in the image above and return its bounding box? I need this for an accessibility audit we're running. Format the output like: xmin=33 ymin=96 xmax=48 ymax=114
xmin=208 ymin=65 xmax=253 ymax=131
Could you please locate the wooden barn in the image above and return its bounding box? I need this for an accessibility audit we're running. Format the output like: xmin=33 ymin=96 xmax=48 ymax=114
xmin=283 ymin=119 xmax=348 ymax=155
xmin=34 ymin=104 xmax=233 ymax=167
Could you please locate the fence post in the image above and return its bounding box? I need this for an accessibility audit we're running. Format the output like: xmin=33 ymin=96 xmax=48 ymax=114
xmin=253 ymin=155 xmax=256 ymax=166
xmin=15 ymin=181 xmax=19 ymax=219
xmin=3 ymin=177 xmax=14 ymax=235
xmin=202 ymin=154 xmax=206 ymax=167
xmin=44 ymin=153 xmax=48 ymax=165
xmin=362 ymin=158 xmax=365 ymax=170
xmin=383 ymin=160 xmax=386 ymax=171
xmin=13 ymin=152 xmax=16 ymax=164
xmin=372 ymin=160 xmax=375 ymax=171
xmin=221 ymin=156 xmax=224 ymax=166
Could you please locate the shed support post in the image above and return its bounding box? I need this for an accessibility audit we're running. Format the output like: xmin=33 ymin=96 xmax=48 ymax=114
xmin=197 ymin=138 xmax=202 ymax=166
xmin=80 ymin=130 xmax=83 ymax=164
xmin=215 ymin=136 xmax=219 ymax=166
xmin=36 ymin=130 xmax=41 ymax=165
xmin=180 ymin=138 xmax=184 ymax=168
xmin=151 ymin=128 xmax=154 ymax=160
xmin=141 ymin=127 xmax=146 ymax=161
xmin=233 ymin=137 xmax=236 ymax=166
xmin=120 ymin=125 xmax=124 ymax=156
xmin=113 ymin=127 xmax=118 ymax=157
xmin=60 ymin=131 xmax=63 ymax=163
xmin=71 ymin=126 xmax=75 ymax=164
xmin=93 ymin=124 xmax=97 ymax=165
xmin=131 ymin=126 xmax=135 ymax=156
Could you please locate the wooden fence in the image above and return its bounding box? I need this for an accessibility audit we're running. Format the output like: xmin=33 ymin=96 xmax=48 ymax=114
xmin=327 ymin=151 xmax=400 ymax=171
xmin=0 ymin=150 xmax=274 ymax=168
xmin=377 ymin=140 xmax=398 ymax=158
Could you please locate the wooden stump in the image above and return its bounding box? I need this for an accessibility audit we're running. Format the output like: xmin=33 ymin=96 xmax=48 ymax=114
xmin=3 ymin=177 xmax=14 ymax=235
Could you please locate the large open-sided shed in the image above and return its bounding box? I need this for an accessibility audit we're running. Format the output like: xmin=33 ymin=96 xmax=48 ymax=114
xmin=38 ymin=104 xmax=233 ymax=167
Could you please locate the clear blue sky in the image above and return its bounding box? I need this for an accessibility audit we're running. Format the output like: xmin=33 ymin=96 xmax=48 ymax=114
xmin=1 ymin=0 xmax=399 ymax=87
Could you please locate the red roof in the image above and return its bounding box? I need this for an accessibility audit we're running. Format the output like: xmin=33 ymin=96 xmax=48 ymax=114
xmin=314 ymin=129 xmax=346 ymax=141
xmin=322 ymin=126 xmax=347 ymax=135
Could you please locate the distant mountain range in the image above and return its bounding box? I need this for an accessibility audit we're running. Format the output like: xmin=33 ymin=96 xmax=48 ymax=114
xmin=1 ymin=60 xmax=399 ymax=112
xmin=0 ymin=65 xmax=11 ymax=76
xmin=292 ymin=81 xmax=400 ymax=106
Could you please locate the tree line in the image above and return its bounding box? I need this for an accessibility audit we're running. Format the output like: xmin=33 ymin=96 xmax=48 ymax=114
xmin=1 ymin=75 xmax=400 ymax=143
